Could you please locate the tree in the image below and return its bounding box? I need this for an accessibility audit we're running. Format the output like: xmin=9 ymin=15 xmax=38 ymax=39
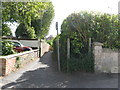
xmin=15 ymin=23 xmax=36 ymax=39
xmin=61 ymin=11 xmax=119 ymax=49
xmin=2 ymin=2 xmax=47 ymax=24
xmin=2 ymin=23 xmax=12 ymax=36
xmin=31 ymin=2 xmax=54 ymax=39
xmin=2 ymin=2 xmax=54 ymax=39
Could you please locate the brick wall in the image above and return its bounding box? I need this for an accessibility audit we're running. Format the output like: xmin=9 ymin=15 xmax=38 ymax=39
xmin=5 ymin=57 xmax=16 ymax=75
xmin=0 ymin=59 xmax=6 ymax=76
xmin=0 ymin=49 xmax=39 ymax=76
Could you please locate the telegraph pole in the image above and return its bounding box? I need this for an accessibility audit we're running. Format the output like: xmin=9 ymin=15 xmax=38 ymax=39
xmin=56 ymin=22 xmax=60 ymax=72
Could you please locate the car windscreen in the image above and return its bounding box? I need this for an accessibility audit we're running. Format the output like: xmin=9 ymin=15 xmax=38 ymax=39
xmin=12 ymin=42 xmax=21 ymax=47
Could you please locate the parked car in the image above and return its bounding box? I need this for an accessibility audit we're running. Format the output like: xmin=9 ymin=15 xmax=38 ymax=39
xmin=7 ymin=40 xmax=32 ymax=52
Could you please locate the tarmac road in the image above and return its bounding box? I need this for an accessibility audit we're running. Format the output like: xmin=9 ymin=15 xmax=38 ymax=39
xmin=1 ymin=51 xmax=118 ymax=88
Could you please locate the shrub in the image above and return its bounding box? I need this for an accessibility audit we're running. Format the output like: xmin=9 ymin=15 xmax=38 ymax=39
xmin=46 ymin=38 xmax=54 ymax=51
xmin=15 ymin=56 xmax=21 ymax=68
xmin=63 ymin=53 xmax=94 ymax=73
xmin=1 ymin=40 xmax=16 ymax=56
xmin=61 ymin=11 xmax=119 ymax=49
xmin=53 ymin=11 xmax=119 ymax=72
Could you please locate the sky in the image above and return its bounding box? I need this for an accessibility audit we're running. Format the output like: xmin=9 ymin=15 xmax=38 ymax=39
xmin=9 ymin=0 xmax=119 ymax=37
xmin=48 ymin=0 xmax=119 ymax=37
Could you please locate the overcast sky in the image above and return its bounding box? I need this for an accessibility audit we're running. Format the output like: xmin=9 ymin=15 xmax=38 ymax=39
xmin=48 ymin=0 xmax=119 ymax=37
xmin=9 ymin=0 xmax=119 ymax=37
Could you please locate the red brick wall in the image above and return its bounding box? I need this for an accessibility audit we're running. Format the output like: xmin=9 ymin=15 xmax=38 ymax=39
xmin=0 ymin=49 xmax=39 ymax=76
xmin=5 ymin=57 xmax=16 ymax=75
xmin=0 ymin=59 xmax=6 ymax=76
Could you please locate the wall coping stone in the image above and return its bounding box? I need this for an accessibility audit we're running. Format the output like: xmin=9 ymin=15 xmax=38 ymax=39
xmin=0 ymin=49 xmax=39 ymax=59
xmin=93 ymin=42 xmax=103 ymax=46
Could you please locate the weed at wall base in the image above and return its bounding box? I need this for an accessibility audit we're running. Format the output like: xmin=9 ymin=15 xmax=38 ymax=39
xmin=15 ymin=56 xmax=21 ymax=69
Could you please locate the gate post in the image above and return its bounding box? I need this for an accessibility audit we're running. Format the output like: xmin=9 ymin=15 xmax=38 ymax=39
xmin=88 ymin=38 xmax=92 ymax=54
xmin=67 ymin=38 xmax=70 ymax=72
xmin=67 ymin=38 xmax=70 ymax=59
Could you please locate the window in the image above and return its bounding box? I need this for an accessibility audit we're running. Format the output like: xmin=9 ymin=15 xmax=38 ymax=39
xmin=13 ymin=42 xmax=21 ymax=47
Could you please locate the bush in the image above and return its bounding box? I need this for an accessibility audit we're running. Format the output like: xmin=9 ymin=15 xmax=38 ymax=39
xmin=46 ymin=38 xmax=54 ymax=51
xmin=46 ymin=40 xmax=53 ymax=46
xmin=63 ymin=53 xmax=94 ymax=73
xmin=1 ymin=40 xmax=16 ymax=56
xmin=15 ymin=56 xmax=21 ymax=68
xmin=53 ymin=11 xmax=119 ymax=72
xmin=61 ymin=11 xmax=119 ymax=49
xmin=46 ymin=38 xmax=55 ymax=46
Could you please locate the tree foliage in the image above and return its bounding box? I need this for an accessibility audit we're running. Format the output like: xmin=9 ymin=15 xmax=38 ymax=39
xmin=61 ymin=11 xmax=119 ymax=50
xmin=31 ymin=2 xmax=54 ymax=38
xmin=15 ymin=23 xmax=36 ymax=39
xmin=2 ymin=1 xmax=54 ymax=39
xmin=2 ymin=2 xmax=46 ymax=23
xmin=2 ymin=24 xmax=12 ymax=36
xmin=53 ymin=11 xmax=119 ymax=72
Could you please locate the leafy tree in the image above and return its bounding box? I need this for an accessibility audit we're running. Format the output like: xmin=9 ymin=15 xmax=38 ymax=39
xmin=92 ymin=13 xmax=119 ymax=48
xmin=2 ymin=2 xmax=54 ymax=39
xmin=15 ymin=23 xmax=36 ymax=39
xmin=2 ymin=2 xmax=47 ymax=24
xmin=61 ymin=11 xmax=119 ymax=50
xmin=2 ymin=24 xmax=12 ymax=36
xmin=31 ymin=2 xmax=54 ymax=38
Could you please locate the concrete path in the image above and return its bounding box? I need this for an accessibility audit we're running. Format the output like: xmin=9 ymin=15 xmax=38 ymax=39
xmin=1 ymin=51 xmax=118 ymax=88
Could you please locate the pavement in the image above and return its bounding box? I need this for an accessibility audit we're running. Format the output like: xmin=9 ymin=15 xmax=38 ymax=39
xmin=0 ymin=51 xmax=119 ymax=88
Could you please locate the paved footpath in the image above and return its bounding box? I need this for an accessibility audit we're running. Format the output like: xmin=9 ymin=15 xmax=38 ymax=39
xmin=1 ymin=51 xmax=119 ymax=88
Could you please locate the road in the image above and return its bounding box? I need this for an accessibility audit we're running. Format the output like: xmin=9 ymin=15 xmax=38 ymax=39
xmin=1 ymin=51 xmax=118 ymax=88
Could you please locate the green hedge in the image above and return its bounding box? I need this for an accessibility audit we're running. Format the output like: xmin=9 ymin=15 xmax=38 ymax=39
xmin=53 ymin=11 xmax=119 ymax=72
xmin=67 ymin=53 xmax=94 ymax=72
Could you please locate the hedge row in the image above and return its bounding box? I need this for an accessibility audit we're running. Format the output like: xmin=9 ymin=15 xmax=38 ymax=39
xmin=53 ymin=11 xmax=119 ymax=72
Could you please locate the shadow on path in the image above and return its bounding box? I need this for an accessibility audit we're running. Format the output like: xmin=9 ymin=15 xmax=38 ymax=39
xmin=2 ymin=51 xmax=118 ymax=88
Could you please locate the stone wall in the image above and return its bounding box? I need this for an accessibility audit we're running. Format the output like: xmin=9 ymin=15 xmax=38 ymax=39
xmin=41 ymin=40 xmax=50 ymax=56
xmin=93 ymin=42 xmax=119 ymax=73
